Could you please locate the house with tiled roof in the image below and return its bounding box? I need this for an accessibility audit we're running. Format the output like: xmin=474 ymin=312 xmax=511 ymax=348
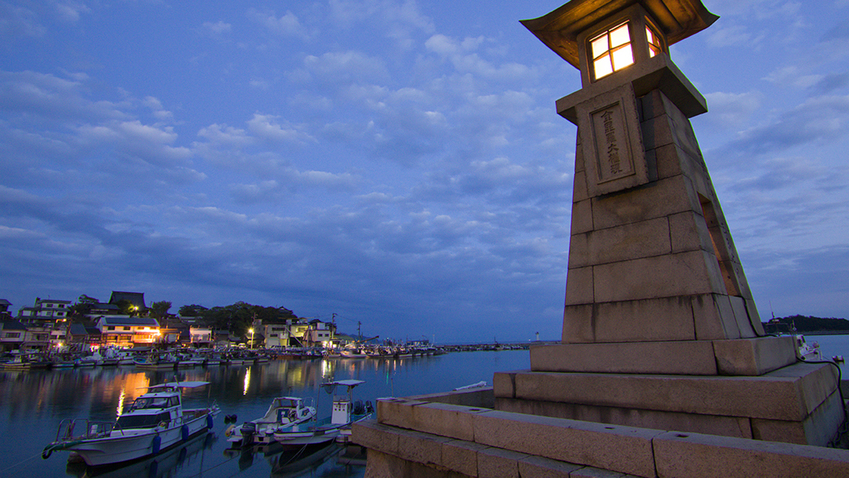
xmin=96 ymin=316 xmax=159 ymax=348
xmin=108 ymin=291 xmax=146 ymax=310
xmin=17 ymin=298 xmax=72 ymax=325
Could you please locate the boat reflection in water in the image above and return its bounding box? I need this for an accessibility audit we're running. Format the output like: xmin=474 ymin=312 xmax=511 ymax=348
xmin=64 ymin=431 xmax=218 ymax=478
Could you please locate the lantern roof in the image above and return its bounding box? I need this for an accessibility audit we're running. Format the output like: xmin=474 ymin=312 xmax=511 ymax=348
xmin=521 ymin=0 xmax=718 ymax=69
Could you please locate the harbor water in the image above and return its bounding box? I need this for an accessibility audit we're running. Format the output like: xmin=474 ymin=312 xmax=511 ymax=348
xmin=0 ymin=348 xmax=530 ymax=477
xmin=3 ymin=335 xmax=849 ymax=478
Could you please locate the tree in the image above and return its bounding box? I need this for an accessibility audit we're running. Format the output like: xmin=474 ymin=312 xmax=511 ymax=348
xmin=150 ymin=301 xmax=172 ymax=320
xmin=179 ymin=304 xmax=208 ymax=317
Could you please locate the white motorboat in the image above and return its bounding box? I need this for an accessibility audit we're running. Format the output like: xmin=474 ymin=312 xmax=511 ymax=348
xmin=42 ymin=381 xmax=219 ymax=466
xmin=225 ymin=396 xmax=316 ymax=447
xmin=273 ymin=380 xmax=373 ymax=448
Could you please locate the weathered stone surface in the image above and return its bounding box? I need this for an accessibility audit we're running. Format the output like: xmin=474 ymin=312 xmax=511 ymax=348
xmin=529 ymin=341 xmax=718 ymax=375
xmin=571 ymin=198 xmax=593 ymax=235
xmin=692 ymin=293 xmax=740 ymax=340
xmin=574 ymin=297 xmax=697 ymax=342
xmin=564 ymin=266 xmax=593 ymax=306
xmin=442 ymin=439 xmax=487 ymax=477
xmin=472 ymin=410 xmax=659 ymax=477
xmin=477 ymin=447 xmax=523 ymax=478
xmin=585 ymin=217 xmax=672 ymax=266
xmin=512 ymin=362 xmax=837 ymax=423
xmin=517 ymin=455 xmax=582 ymax=478
xmin=493 ymin=371 xmax=517 ymax=399
xmin=653 ymin=430 xmax=849 ymax=478
xmin=590 ymin=175 xmax=699 ymax=230
xmin=712 ymin=336 xmax=796 ymax=376
xmin=494 ymin=396 xmax=753 ymax=439
xmin=376 ymin=398 xmax=428 ymax=428
xmin=593 ymin=250 xmax=725 ymax=303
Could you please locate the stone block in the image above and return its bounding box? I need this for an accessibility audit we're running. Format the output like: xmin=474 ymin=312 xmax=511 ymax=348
xmin=753 ymin=390 xmax=845 ymax=446
xmin=512 ymin=362 xmax=837 ymax=423
xmin=586 ymin=297 xmax=697 ymax=342
xmin=377 ymin=397 xmax=428 ymax=428
xmin=571 ymin=199 xmax=593 ymax=235
xmin=653 ymin=430 xmax=849 ymax=478
xmin=472 ymin=410 xmax=659 ymax=477
xmin=729 ymin=295 xmax=758 ymax=338
xmin=410 ymin=402 xmax=484 ymax=441
xmin=712 ymin=336 xmax=796 ymax=376
xmin=570 ymin=467 xmax=633 ymax=477
xmin=638 ymin=89 xmax=665 ymax=122
xmin=692 ymin=293 xmax=740 ymax=340
xmin=567 ymin=233 xmax=589 ymax=269
xmin=562 ymin=304 xmax=594 ymax=343
xmin=493 ymin=371 xmax=517 ymax=399
xmin=640 ymin=113 xmax=674 ymax=151
xmin=529 ymin=341 xmax=718 ymax=375
xmin=353 ymin=419 xmax=401 ymax=456
xmin=585 ymin=217 xmax=671 ymax=265
xmin=518 ymin=455 xmax=582 ymax=478
xmin=573 ymin=168 xmax=589 ymax=202
xmin=591 ymin=175 xmax=698 ymax=231
xmin=564 ymin=266 xmax=593 ymax=305
xmin=593 ymin=250 xmax=725 ymax=302
xmin=652 ymin=143 xmax=685 ymax=180
xmin=442 ymin=439 xmax=488 ymax=477
xmin=477 ymin=446 xmax=524 ymax=478
xmin=494 ymin=396 xmax=753 ymax=440
xmin=413 ymin=387 xmax=495 ymax=409
xmin=668 ymin=210 xmax=712 ymax=254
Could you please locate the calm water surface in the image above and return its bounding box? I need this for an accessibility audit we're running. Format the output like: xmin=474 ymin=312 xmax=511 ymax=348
xmin=0 ymin=349 xmax=530 ymax=478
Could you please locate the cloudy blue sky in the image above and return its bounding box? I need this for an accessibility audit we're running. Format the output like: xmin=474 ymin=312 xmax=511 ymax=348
xmin=1 ymin=0 xmax=847 ymax=343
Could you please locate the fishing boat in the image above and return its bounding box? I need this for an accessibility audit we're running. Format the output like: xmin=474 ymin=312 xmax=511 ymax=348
xmin=134 ymin=352 xmax=177 ymax=370
xmin=225 ymin=396 xmax=316 ymax=447
xmin=0 ymin=354 xmax=31 ymax=371
xmin=273 ymin=380 xmax=373 ymax=448
xmin=42 ymin=381 xmax=219 ymax=466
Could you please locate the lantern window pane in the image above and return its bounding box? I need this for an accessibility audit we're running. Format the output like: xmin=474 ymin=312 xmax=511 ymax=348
xmin=646 ymin=24 xmax=663 ymax=58
xmin=594 ymin=54 xmax=613 ymax=79
xmin=591 ymin=36 xmax=609 ymax=60
xmin=612 ymin=44 xmax=634 ymax=70
xmin=589 ymin=22 xmax=633 ymax=81
xmin=610 ymin=24 xmax=630 ymax=48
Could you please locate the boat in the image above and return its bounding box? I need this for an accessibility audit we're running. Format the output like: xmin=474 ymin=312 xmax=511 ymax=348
xmin=795 ymin=334 xmax=824 ymax=361
xmin=42 ymin=380 xmax=220 ymax=466
xmin=225 ymin=396 xmax=317 ymax=447
xmin=273 ymin=379 xmax=373 ymax=448
xmin=0 ymin=354 xmax=31 ymax=371
xmin=133 ymin=352 xmax=177 ymax=370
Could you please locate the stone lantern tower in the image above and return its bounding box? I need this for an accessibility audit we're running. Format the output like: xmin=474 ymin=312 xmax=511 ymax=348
xmin=492 ymin=0 xmax=845 ymax=446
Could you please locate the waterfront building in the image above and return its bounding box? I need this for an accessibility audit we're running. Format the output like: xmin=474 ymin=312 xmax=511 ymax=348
xmin=0 ymin=319 xmax=26 ymax=352
xmin=95 ymin=316 xmax=160 ymax=348
xmin=17 ymin=298 xmax=72 ymax=326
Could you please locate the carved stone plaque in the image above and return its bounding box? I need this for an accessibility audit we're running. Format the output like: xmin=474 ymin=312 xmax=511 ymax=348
xmin=591 ymin=102 xmax=635 ymax=184
xmin=573 ymin=83 xmax=648 ymax=197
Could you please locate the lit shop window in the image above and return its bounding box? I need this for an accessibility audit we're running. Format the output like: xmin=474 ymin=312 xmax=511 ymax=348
xmin=590 ymin=22 xmax=633 ymax=80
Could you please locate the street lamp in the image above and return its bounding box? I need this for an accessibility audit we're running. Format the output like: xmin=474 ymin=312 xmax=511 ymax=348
xmin=249 ymin=328 xmax=254 ymax=349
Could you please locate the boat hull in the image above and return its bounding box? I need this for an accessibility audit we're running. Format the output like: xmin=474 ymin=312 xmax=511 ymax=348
xmin=47 ymin=410 xmax=215 ymax=466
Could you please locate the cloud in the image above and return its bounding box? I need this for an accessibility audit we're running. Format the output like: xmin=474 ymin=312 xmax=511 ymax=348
xmin=201 ymin=20 xmax=231 ymax=36
xmin=247 ymin=8 xmax=307 ymax=38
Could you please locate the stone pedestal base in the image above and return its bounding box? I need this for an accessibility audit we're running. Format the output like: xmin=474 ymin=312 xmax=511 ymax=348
xmin=530 ymin=336 xmax=798 ymax=375
xmin=494 ymin=361 xmax=843 ymax=446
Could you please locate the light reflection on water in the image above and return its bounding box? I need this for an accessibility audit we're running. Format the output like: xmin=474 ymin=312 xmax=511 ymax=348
xmin=0 ymin=349 xmax=530 ymax=478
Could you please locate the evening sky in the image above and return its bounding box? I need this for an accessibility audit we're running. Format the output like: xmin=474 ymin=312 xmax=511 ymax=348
xmin=1 ymin=0 xmax=847 ymax=342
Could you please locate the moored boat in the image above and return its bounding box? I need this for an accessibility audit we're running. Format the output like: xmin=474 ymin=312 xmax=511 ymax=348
xmin=273 ymin=379 xmax=373 ymax=448
xmin=42 ymin=381 xmax=220 ymax=466
xmin=225 ymin=396 xmax=316 ymax=447
xmin=133 ymin=352 xmax=178 ymax=370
